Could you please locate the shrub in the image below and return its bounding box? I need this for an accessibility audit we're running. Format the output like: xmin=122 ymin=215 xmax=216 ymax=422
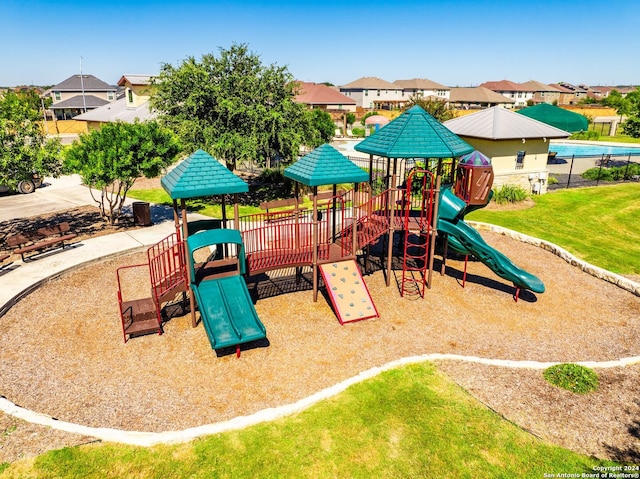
xmin=543 ymin=364 xmax=599 ymax=394
xmin=582 ymin=163 xmax=640 ymax=181
xmin=547 ymin=175 xmax=559 ymax=185
xmin=492 ymin=184 xmax=529 ymax=204
xmin=570 ymin=130 xmax=599 ymax=140
xmin=351 ymin=127 xmax=366 ymax=137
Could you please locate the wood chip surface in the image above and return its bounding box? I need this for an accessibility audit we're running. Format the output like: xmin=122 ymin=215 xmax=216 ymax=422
xmin=1 ymin=229 xmax=639 ymax=464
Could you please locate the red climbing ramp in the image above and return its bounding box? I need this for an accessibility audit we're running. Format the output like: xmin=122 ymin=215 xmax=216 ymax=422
xmin=319 ymin=260 xmax=379 ymax=324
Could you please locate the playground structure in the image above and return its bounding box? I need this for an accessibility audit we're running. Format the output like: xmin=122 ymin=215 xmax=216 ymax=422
xmin=116 ymin=106 xmax=545 ymax=353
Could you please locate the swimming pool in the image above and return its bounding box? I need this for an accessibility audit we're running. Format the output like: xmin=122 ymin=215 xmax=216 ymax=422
xmin=550 ymin=142 xmax=640 ymax=158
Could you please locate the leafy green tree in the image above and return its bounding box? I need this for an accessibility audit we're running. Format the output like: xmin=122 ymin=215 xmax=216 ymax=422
xmin=403 ymin=95 xmax=457 ymax=122
xmin=307 ymin=108 xmax=335 ymax=147
xmin=65 ymin=121 xmax=181 ymax=224
xmin=0 ymin=89 xmax=62 ymax=192
xmin=346 ymin=112 xmax=356 ymax=126
xmin=150 ymin=43 xmax=315 ymax=170
xmin=620 ymin=87 xmax=640 ymax=138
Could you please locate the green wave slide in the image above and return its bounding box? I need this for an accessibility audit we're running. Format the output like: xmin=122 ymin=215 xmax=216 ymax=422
xmin=187 ymin=229 xmax=266 ymax=351
xmin=437 ymin=188 xmax=545 ymax=294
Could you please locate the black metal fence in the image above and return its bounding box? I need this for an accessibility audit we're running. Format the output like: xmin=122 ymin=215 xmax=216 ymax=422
xmin=547 ymin=152 xmax=640 ymax=190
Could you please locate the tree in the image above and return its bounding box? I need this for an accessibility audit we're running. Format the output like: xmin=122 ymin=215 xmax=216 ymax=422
xmin=619 ymin=87 xmax=640 ymax=138
xmin=307 ymin=108 xmax=335 ymax=147
xmin=150 ymin=43 xmax=315 ymax=170
xmin=402 ymin=95 xmax=457 ymax=122
xmin=64 ymin=121 xmax=181 ymax=224
xmin=0 ymin=89 xmax=62 ymax=192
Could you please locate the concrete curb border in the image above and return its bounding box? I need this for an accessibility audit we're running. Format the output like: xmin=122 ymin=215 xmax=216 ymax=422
xmin=2 ymin=353 xmax=640 ymax=447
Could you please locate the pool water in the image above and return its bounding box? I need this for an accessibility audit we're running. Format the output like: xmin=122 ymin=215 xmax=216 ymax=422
xmin=550 ymin=142 xmax=640 ymax=158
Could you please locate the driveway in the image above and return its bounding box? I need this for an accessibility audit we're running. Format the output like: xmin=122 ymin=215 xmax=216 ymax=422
xmin=0 ymin=175 xmax=95 ymax=222
xmin=0 ymin=174 xmax=180 ymax=225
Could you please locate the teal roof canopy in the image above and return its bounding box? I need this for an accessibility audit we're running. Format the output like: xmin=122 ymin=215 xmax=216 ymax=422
xmin=355 ymin=105 xmax=474 ymax=158
xmin=517 ymin=103 xmax=588 ymax=133
xmin=161 ymin=149 xmax=248 ymax=200
xmin=284 ymin=143 xmax=369 ymax=187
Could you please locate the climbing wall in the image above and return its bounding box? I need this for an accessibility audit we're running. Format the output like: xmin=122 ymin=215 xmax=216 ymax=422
xmin=319 ymin=260 xmax=379 ymax=324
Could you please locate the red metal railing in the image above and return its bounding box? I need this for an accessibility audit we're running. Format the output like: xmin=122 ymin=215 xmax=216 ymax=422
xmin=147 ymin=233 xmax=187 ymax=306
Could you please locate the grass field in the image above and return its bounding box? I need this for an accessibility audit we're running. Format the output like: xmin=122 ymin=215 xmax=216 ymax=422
xmin=466 ymin=183 xmax=640 ymax=275
xmin=0 ymin=364 xmax=621 ymax=478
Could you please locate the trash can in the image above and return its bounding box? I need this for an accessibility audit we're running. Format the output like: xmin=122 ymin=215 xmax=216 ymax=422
xmin=132 ymin=201 xmax=152 ymax=226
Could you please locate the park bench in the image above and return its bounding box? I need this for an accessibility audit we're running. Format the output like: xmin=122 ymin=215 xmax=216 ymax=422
xmin=6 ymin=221 xmax=78 ymax=261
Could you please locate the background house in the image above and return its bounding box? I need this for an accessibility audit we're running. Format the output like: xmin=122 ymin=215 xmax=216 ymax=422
xmin=74 ymin=74 xmax=156 ymax=129
xmin=479 ymin=80 xmax=535 ymax=108
xmin=43 ymin=74 xmax=118 ymax=120
xmin=448 ymin=87 xmax=515 ymax=110
xmin=339 ymin=77 xmax=403 ymax=110
xmin=519 ymin=80 xmax=562 ymax=105
xmin=392 ymin=78 xmax=450 ymax=101
xmin=294 ymin=81 xmax=356 ymax=112
xmin=445 ymin=106 xmax=570 ymax=194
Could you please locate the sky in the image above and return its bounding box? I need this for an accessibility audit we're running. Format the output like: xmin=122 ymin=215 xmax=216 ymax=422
xmin=1 ymin=0 xmax=638 ymax=88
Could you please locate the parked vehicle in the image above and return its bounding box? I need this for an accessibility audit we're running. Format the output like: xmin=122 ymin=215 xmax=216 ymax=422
xmin=0 ymin=172 xmax=43 ymax=194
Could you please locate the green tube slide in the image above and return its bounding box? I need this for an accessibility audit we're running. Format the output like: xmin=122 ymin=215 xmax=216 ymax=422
xmin=438 ymin=188 xmax=545 ymax=294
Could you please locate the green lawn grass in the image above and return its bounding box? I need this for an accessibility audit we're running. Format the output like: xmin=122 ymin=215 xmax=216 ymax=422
xmin=127 ymin=188 xmax=321 ymax=217
xmin=0 ymin=364 xmax=620 ymax=478
xmin=467 ymin=183 xmax=640 ymax=275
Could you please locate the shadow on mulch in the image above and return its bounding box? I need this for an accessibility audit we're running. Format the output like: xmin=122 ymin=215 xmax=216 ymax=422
xmin=0 ymin=206 xmax=142 ymax=258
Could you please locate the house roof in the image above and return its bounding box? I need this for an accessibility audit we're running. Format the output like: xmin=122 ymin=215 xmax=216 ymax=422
xmin=49 ymin=94 xmax=110 ymax=110
xmin=548 ymin=83 xmax=575 ymax=94
xmin=480 ymin=80 xmax=535 ymax=92
xmin=118 ymin=74 xmax=153 ymax=87
xmin=393 ymin=78 xmax=449 ymax=90
xmin=294 ymin=82 xmax=355 ymax=106
xmin=355 ymin=105 xmax=473 ymax=158
xmin=449 ymin=87 xmax=515 ymax=104
xmin=74 ymin=97 xmax=156 ymax=123
xmin=519 ymin=80 xmax=562 ymax=93
xmin=516 ymin=103 xmax=588 ymax=133
xmin=444 ymin=106 xmax=570 ymax=140
xmin=284 ymin=144 xmax=368 ymax=187
xmin=340 ymin=76 xmax=399 ymax=90
xmin=161 ymin=149 xmax=248 ymax=200
xmin=50 ymin=74 xmax=116 ymax=92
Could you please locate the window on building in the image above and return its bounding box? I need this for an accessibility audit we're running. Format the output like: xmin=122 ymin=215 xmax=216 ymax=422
xmin=54 ymin=91 xmax=61 ymax=101
xmin=127 ymin=89 xmax=133 ymax=103
xmin=516 ymin=150 xmax=525 ymax=169
xmin=365 ymin=90 xmax=368 ymax=96
xmin=377 ymin=90 xmax=380 ymax=96
xmin=107 ymin=91 xmax=115 ymax=101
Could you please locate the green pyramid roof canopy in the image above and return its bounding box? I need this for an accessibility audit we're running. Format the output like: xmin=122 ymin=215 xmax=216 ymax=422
xmin=161 ymin=149 xmax=248 ymax=200
xmin=284 ymin=143 xmax=369 ymax=187
xmin=355 ymin=105 xmax=474 ymax=158
xmin=517 ymin=103 xmax=588 ymax=133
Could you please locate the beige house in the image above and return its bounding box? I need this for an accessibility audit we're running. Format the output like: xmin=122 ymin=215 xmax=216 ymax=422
xmin=519 ymin=80 xmax=562 ymax=105
xmin=44 ymin=74 xmax=118 ymax=120
xmin=74 ymin=74 xmax=156 ymax=129
xmin=445 ymin=107 xmax=570 ymax=194
xmin=479 ymin=80 xmax=536 ymax=108
xmin=393 ymin=78 xmax=450 ymax=101
xmin=448 ymin=86 xmax=515 ymax=110
xmin=339 ymin=76 xmax=404 ymax=110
